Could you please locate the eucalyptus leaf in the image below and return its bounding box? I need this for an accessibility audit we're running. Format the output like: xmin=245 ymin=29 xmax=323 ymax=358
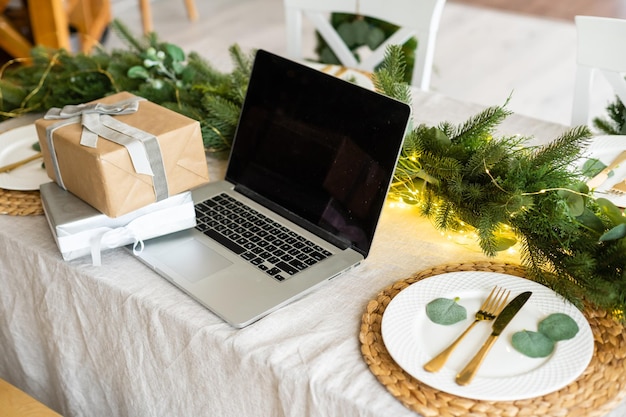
xmin=127 ymin=66 xmax=150 ymax=80
xmin=558 ymin=189 xmax=585 ymax=217
xmin=538 ymin=313 xmax=579 ymax=341
xmin=597 ymin=198 xmax=626 ymax=225
xmin=337 ymin=22 xmax=356 ymax=47
xmin=165 ymin=43 xmax=185 ymax=62
xmin=352 ymin=19 xmax=370 ymax=44
xmin=172 ymin=61 xmax=186 ymax=75
xmin=600 ymin=223 xmax=626 ymax=242
xmin=576 ymin=208 xmax=605 ymax=234
xmin=511 ymin=330 xmax=555 ymax=358
xmin=366 ymin=27 xmax=386 ymax=50
xmin=426 ymin=297 xmax=467 ymax=325
xmin=581 ymin=158 xmax=606 ymax=177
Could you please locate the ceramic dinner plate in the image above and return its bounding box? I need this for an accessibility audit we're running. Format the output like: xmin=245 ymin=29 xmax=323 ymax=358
xmin=0 ymin=124 xmax=50 ymax=190
xmin=381 ymin=271 xmax=594 ymax=401
xmin=579 ymin=135 xmax=626 ymax=207
xmin=307 ymin=63 xmax=375 ymax=90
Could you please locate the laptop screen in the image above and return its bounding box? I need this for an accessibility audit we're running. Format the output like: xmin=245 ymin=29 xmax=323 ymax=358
xmin=226 ymin=50 xmax=411 ymax=256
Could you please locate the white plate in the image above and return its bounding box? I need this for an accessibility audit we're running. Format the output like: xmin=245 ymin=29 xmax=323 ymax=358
xmin=381 ymin=271 xmax=594 ymax=401
xmin=0 ymin=124 xmax=50 ymax=190
xmin=306 ymin=63 xmax=375 ymax=90
xmin=579 ymin=135 xmax=626 ymax=207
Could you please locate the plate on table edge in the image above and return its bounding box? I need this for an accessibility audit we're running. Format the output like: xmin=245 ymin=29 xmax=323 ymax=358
xmin=381 ymin=271 xmax=594 ymax=402
xmin=0 ymin=124 xmax=50 ymax=191
xmin=578 ymin=135 xmax=626 ymax=207
xmin=306 ymin=63 xmax=375 ymax=90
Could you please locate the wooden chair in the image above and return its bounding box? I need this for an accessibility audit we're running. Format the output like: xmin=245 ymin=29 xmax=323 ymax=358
xmin=0 ymin=0 xmax=111 ymax=58
xmin=139 ymin=0 xmax=198 ymax=34
xmin=571 ymin=15 xmax=626 ymax=126
xmin=283 ymin=0 xmax=447 ymax=90
xmin=0 ymin=0 xmax=33 ymax=59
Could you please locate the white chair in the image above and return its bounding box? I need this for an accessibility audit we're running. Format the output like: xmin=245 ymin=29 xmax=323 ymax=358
xmin=283 ymin=0 xmax=446 ymax=91
xmin=571 ymin=15 xmax=626 ymax=126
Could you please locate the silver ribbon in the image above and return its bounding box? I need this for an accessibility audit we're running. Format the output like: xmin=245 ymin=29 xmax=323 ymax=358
xmin=44 ymin=97 xmax=169 ymax=202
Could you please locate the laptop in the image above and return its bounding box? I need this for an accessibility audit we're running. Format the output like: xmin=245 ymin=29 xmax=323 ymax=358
xmin=134 ymin=49 xmax=411 ymax=327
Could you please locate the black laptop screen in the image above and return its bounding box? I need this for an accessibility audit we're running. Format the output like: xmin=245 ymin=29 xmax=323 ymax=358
xmin=226 ymin=50 xmax=411 ymax=256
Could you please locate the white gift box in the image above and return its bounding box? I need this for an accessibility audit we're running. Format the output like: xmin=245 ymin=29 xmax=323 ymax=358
xmin=40 ymin=182 xmax=196 ymax=265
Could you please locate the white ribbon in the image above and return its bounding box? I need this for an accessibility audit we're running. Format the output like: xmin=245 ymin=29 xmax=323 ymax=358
xmin=54 ymin=197 xmax=195 ymax=265
xmin=44 ymin=96 xmax=169 ymax=202
xmin=88 ymin=202 xmax=194 ymax=266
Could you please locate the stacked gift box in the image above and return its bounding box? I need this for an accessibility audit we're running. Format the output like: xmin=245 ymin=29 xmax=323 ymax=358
xmin=35 ymin=92 xmax=210 ymax=265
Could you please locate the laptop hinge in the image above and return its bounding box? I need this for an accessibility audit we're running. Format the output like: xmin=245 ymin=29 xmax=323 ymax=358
xmin=234 ymin=185 xmax=354 ymax=252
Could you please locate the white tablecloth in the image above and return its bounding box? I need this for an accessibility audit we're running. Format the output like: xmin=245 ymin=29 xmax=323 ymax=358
xmin=1 ymin=90 xmax=624 ymax=417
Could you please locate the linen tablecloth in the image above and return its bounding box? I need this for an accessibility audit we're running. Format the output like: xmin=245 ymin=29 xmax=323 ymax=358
xmin=1 ymin=89 xmax=624 ymax=417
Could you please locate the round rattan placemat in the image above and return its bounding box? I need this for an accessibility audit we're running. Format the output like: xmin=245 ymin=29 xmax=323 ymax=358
xmin=360 ymin=261 xmax=626 ymax=417
xmin=0 ymin=187 xmax=43 ymax=216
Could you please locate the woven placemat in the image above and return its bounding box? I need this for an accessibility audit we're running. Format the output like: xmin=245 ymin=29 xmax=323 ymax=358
xmin=0 ymin=187 xmax=43 ymax=216
xmin=360 ymin=261 xmax=626 ymax=417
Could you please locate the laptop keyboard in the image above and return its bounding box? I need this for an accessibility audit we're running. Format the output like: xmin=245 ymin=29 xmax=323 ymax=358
xmin=194 ymin=193 xmax=332 ymax=281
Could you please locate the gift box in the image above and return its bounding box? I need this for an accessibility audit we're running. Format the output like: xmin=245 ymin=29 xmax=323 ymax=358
xmin=40 ymin=182 xmax=197 ymax=266
xmin=35 ymin=92 xmax=209 ymax=217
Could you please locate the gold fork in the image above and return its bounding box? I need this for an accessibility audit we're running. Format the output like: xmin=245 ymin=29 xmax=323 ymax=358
xmin=423 ymin=286 xmax=510 ymax=373
xmin=609 ymin=180 xmax=626 ymax=194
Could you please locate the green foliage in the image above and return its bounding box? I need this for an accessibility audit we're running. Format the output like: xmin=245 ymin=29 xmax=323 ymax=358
xmin=511 ymin=330 xmax=555 ymax=358
xmin=314 ymin=13 xmax=417 ymax=84
xmin=426 ymin=297 xmax=467 ymax=325
xmin=0 ymin=19 xmax=254 ymax=157
xmin=593 ymin=96 xmax=626 ymax=135
xmin=375 ymin=51 xmax=626 ymax=318
xmin=538 ymin=313 xmax=579 ymax=341
xmin=512 ymin=313 xmax=580 ymax=358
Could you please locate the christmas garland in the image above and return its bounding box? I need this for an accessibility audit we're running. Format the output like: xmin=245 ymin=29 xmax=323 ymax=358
xmin=1 ymin=22 xmax=625 ymax=320
xmin=0 ymin=20 xmax=253 ymax=158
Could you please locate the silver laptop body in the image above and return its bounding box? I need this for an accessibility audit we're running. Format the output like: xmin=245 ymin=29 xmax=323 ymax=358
xmin=134 ymin=50 xmax=411 ymax=327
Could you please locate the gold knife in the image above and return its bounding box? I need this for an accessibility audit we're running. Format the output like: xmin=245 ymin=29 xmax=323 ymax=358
xmin=0 ymin=152 xmax=43 ymax=174
xmin=455 ymin=291 xmax=532 ymax=386
xmin=587 ymin=150 xmax=626 ymax=189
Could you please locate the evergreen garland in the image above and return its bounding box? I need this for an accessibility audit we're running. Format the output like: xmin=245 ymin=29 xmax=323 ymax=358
xmin=379 ymin=46 xmax=626 ymax=320
xmin=0 ymin=19 xmax=253 ymax=157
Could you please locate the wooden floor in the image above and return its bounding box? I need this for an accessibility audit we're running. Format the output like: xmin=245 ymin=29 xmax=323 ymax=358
xmin=452 ymin=0 xmax=626 ymax=20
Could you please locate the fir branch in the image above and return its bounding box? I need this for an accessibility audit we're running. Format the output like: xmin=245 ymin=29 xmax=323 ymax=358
xmin=593 ymin=96 xmax=626 ymax=135
xmin=372 ymin=45 xmax=412 ymax=104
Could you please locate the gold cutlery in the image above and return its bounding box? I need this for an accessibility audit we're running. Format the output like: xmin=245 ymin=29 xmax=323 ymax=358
xmin=609 ymin=180 xmax=626 ymax=194
xmin=455 ymin=291 xmax=532 ymax=386
xmin=0 ymin=152 xmax=43 ymax=174
xmin=423 ymin=286 xmax=510 ymax=373
xmin=587 ymin=150 xmax=626 ymax=189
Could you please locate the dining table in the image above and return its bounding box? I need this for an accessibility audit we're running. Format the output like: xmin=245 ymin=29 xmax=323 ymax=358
xmin=0 ymin=86 xmax=625 ymax=417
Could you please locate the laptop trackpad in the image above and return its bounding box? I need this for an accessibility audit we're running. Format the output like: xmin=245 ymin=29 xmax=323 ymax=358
xmin=158 ymin=239 xmax=233 ymax=283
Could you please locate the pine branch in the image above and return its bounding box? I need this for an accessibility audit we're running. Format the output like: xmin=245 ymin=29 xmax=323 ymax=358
xmin=372 ymin=45 xmax=412 ymax=104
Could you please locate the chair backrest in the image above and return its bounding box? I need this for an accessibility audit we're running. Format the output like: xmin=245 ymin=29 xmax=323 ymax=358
xmin=283 ymin=0 xmax=447 ymax=90
xmin=571 ymin=15 xmax=626 ymax=126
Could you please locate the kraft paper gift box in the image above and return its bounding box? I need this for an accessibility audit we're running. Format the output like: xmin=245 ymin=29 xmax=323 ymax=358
xmin=35 ymin=92 xmax=209 ymax=217
xmin=40 ymin=182 xmax=196 ymax=266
